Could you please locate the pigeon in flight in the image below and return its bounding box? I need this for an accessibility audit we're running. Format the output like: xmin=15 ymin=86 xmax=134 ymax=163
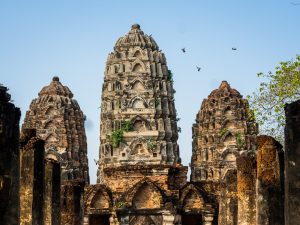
xmin=181 ymin=48 xmax=186 ymax=53
xmin=232 ymin=47 xmax=237 ymax=51
xmin=196 ymin=66 xmax=201 ymax=72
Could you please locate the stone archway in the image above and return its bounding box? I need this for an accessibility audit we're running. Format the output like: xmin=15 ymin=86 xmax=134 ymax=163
xmin=132 ymin=183 xmax=161 ymax=209
xmin=89 ymin=214 xmax=110 ymax=225
xmin=182 ymin=214 xmax=203 ymax=225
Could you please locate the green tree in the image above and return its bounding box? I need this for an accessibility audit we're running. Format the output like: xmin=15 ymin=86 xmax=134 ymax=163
xmin=247 ymin=55 xmax=300 ymax=144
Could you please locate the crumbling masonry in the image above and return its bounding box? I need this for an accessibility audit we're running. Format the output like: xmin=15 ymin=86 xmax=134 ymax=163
xmin=1 ymin=24 xmax=300 ymax=225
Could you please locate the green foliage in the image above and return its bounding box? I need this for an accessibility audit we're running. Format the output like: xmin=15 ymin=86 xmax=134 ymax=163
xmin=235 ymin=132 xmax=245 ymax=149
xmin=248 ymin=55 xmax=300 ymax=144
xmin=147 ymin=138 xmax=157 ymax=150
xmin=111 ymin=129 xmax=124 ymax=148
xmin=121 ymin=120 xmax=133 ymax=132
xmin=111 ymin=120 xmax=133 ymax=148
xmin=219 ymin=128 xmax=228 ymax=137
xmin=115 ymin=201 xmax=128 ymax=208
xmin=167 ymin=70 xmax=174 ymax=82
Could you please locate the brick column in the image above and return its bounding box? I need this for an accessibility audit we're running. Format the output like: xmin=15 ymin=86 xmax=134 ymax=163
xmin=285 ymin=100 xmax=300 ymax=225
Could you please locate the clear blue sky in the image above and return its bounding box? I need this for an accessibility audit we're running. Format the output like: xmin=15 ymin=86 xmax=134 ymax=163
xmin=1 ymin=0 xmax=299 ymax=183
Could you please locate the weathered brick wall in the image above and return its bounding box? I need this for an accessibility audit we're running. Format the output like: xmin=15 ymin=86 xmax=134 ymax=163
xmin=61 ymin=180 xmax=85 ymax=225
xmin=0 ymin=84 xmax=20 ymax=225
xmin=285 ymin=100 xmax=300 ymax=225
xmin=256 ymin=135 xmax=284 ymax=225
xmin=20 ymin=129 xmax=45 ymax=225
xmin=218 ymin=170 xmax=238 ymax=225
xmin=237 ymin=154 xmax=256 ymax=225
xmin=43 ymin=159 xmax=61 ymax=225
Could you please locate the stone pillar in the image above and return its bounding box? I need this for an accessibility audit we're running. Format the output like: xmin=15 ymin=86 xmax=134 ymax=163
xmin=0 ymin=84 xmax=20 ymax=225
xmin=61 ymin=180 xmax=85 ymax=225
xmin=83 ymin=216 xmax=89 ymax=225
xmin=43 ymin=159 xmax=61 ymax=225
xmin=285 ymin=100 xmax=300 ymax=225
xmin=20 ymin=129 xmax=45 ymax=225
xmin=203 ymin=213 xmax=214 ymax=225
xmin=237 ymin=154 xmax=256 ymax=225
xmin=120 ymin=215 xmax=129 ymax=225
xmin=162 ymin=212 xmax=175 ymax=225
xmin=218 ymin=170 xmax=238 ymax=225
xmin=256 ymin=135 xmax=284 ymax=225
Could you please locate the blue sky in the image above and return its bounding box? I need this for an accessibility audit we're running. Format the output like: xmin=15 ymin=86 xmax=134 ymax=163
xmin=1 ymin=0 xmax=300 ymax=183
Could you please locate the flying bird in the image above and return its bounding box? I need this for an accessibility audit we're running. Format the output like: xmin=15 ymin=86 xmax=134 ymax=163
xmin=232 ymin=47 xmax=237 ymax=51
xmin=196 ymin=66 xmax=201 ymax=72
xmin=94 ymin=159 xmax=98 ymax=165
xmin=181 ymin=48 xmax=186 ymax=53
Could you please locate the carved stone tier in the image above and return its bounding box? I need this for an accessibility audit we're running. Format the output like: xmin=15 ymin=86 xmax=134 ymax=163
xmin=190 ymin=81 xmax=258 ymax=183
xmin=22 ymin=77 xmax=89 ymax=183
xmin=98 ymin=24 xmax=181 ymax=182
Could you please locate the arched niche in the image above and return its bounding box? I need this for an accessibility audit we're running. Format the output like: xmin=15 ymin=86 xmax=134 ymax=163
xmin=223 ymin=133 xmax=235 ymax=146
xmin=46 ymin=134 xmax=57 ymax=143
xmin=44 ymin=121 xmax=55 ymax=129
xmin=133 ymin=120 xmax=146 ymax=132
xmin=224 ymin=153 xmax=236 ymax=162
xmin=132 ymin=81 xmax=145 ymax=91
xmin=183 ymin=190 xmax=204 ymax=210
xmin=132 ymin=98 xmax=146 ymax=109
xmin=132 ymin=63 xmax=143 ymax=73
xmin=132 ymin=143 xmax=148 ymax=155
xmin=224 ymin=106 xmax=233 ymax=118
xmin=132 ymin=183 xmax=161 ymax=209
xmin=90 ymin=190 xmax=111 ymax=209
xmin=45 ymin=107 xmax=56 ymax=116
xmin=223 ymin=120 xmax=235 ymax=129
xmin=133 ymin=50 xmax=142 ymax=58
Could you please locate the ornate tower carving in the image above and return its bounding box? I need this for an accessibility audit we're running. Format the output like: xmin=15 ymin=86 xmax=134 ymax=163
xmin=191 ymin=81 xmax=258 ymax=182
xmin=22 ymin=77 xmax=89 ymax=183
xmin=98 ymin=24 xmax=180 ymax=181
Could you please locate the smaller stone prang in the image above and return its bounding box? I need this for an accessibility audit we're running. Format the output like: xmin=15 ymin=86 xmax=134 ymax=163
xmin=22 ymin=77 xmax=89 ymax=183
xmin=285 ymin=100 xmax=300 ymax=225
xmin=191 ymin=80 xmax=258 ymax=183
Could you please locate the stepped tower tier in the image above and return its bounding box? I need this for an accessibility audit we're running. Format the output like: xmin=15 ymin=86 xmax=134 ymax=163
xmin=22 ymin=76 xmax=89 ymax=183
xmin=98 ymin=24 xmax=180 ymax=175
xmin=190 ymin=81 xmax=258 ymax=182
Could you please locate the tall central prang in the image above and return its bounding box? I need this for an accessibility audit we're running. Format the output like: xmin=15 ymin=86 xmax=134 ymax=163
xmin=97 ymin=24 xmax=180 ymax=182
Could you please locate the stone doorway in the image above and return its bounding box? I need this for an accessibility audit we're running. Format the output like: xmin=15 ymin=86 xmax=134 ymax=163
xmin=182 ymin=214 xmax=203 ymax=225
xmin=89 ymin=214 xmax=110 ymax=225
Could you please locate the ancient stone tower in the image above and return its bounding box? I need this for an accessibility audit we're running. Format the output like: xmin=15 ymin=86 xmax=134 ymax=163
xmin=190 ymin=81 xmax=258 ymax=225
xmin=191 ymin=81 xmax=258 ymax=182
xmin=22 ymin=77 xmax=89 ymax=183
xmin=85 ymin=24 xmax=196 ymax=225
xmin=97 ymin=24 xmax=180 ymax=181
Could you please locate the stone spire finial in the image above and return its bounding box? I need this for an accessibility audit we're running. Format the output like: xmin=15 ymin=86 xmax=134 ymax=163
xmin=219 ymin=80 xmax=230 ymax=89
xmin=131 ymin=24 xmax=141 ymax=30
xmin=52 ymin=76 xmax=60 ymax=82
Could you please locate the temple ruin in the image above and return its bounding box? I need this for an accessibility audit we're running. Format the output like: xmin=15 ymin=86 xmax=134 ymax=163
xmin=0 ymin=24 xmax=299 ymax=225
